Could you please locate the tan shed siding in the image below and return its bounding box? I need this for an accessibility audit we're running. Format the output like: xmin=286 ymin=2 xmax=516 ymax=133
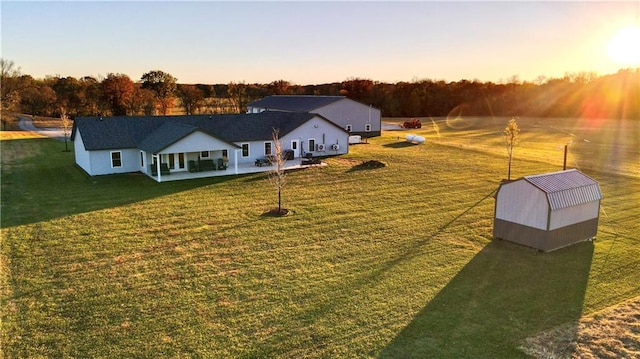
xmin=494 ymin=218 xmax=598 ymax=251
xmin=496 ymin=180 xmax=549 ymax=230
xmin=549 ymin=201 xmax=600 ymax=230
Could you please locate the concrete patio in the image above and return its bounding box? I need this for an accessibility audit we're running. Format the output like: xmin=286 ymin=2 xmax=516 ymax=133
xmin=149 ymin=158 xmax=325 ymax=182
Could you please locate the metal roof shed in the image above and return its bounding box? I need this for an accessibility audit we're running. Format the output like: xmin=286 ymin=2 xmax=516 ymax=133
xmin=493 ymin=169 xmax=602 ymax=251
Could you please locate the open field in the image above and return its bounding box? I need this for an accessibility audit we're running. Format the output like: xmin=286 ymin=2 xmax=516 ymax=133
xmin=1 ymin=116 xmax=639 ymax=358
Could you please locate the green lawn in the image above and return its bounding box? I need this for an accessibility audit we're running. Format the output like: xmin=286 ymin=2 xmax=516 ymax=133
xmin=1 ymin=116 xmax=639 ymax=358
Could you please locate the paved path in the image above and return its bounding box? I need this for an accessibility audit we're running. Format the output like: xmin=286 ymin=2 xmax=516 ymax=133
xmin=17 ymin=116 xmax=67 ymax=141
xmin=381 ymin=122 xmax=403 ymax=131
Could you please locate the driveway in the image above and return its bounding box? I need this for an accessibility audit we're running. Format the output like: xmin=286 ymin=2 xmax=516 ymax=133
xmin=382 ymin=122 xmax=403 ymax=131
xmin=18 ymin=116 xmax=67 ymax=141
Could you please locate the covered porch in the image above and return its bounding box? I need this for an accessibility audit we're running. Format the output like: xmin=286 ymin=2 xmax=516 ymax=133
xmin=147 ymin=157 xmax=325 ymax=182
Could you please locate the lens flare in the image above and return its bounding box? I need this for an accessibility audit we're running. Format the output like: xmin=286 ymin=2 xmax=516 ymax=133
xmin=607 ymin=26 xmax=640 ymax=65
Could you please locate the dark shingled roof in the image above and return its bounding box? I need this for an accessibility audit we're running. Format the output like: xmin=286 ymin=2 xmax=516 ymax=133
xmin=72 ymin=112 xmax=331 ymax=152
xmin=247 ymin=95 xmax=346 ymax=112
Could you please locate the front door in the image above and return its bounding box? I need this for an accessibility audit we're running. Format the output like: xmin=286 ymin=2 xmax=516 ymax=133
xmin=291 ymin=139 xmax=300 ymax=158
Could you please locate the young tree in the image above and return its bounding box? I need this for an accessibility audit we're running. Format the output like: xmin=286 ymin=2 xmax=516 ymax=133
xmin=269 ymin=128 xmax=287 ymax=215
xmin=60 ymin=108 xmax=72 ymax=152
xmin=503 ymin=117 xmax=520 ymax=180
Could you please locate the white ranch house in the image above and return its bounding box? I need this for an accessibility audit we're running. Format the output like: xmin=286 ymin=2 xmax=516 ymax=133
xmin=247 ymin=95 xmax=382 ymax=139
xmin=72 ymin=112 xmax=349 ymax=182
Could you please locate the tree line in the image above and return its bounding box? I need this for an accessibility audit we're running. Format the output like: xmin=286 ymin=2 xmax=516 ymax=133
xmin=1 ymin=59 xmax=638 ymax=119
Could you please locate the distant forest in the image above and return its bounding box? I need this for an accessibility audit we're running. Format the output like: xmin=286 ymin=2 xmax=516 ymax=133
xmin=2 ymin=59 xmax=638 ymax=120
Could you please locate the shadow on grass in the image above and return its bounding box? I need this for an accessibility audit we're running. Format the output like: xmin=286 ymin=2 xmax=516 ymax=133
xmin=383 ymin=141 xmax=418 ymax=148
xmin=347 ymin=160 xmax=387 ymax=172
xmin=0 ymin=138 xmax=241 ymax=227
xmin=378 ymin=240 xmax=594 ymax=358
xmin=241 ymin=167 xmax=308 ymax=183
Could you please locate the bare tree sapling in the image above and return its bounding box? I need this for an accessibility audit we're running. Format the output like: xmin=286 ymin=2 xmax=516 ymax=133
xmin=61 ymin=108 xmax=72 ymax=152
xmin=269 ymin=128 xmax=288 ymax=215
xmin=503 ymin=117 xmax=520 ymax=181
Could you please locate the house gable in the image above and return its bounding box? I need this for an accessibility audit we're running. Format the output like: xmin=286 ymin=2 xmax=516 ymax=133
xmin=313 ymin=99 xmax=382 ymax=135
xmin=160 ymin=131 xmax=239 ymax=155
xmin=138 ymin=122 xmax=239 ymax=154
xmin=280 ymin=115 xmax=349 ymax=154
xmin=196 ymin=112 xmax=323 ymax=142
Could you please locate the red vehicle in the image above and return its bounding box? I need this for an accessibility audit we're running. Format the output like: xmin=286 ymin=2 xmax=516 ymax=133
xmin=402 ymin=118 xmax=422 ymax=129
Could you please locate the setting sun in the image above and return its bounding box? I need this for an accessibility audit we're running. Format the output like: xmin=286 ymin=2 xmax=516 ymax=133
xmin=607 ymin=26 xmax=640 ymax=65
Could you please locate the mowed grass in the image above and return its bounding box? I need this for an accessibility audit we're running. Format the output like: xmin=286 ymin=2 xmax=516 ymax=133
xmin=1 ymin=116 xmax=639 ymax=358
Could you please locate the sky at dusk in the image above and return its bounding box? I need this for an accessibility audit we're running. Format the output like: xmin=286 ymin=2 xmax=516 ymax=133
xmin=1 ymin=1 xmax=639 ymax=85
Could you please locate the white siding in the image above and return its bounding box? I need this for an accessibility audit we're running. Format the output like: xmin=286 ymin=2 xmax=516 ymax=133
xmin=316 ymin=99 xmax=381 ymax=134
xmin=495 ymin=180 xmax=549 ymax=230
xmin=88 ymin=148 xmax=139 ymax=175
xmin=140 ymin=151 xmax=150 ymax=174
xmin=73 ymin=130 xmax=92 ymax=175
xmin=234 ymin=142 xmax=257 ymax=164
xmin=281 ymin=116 xmax=349 ymax=156
xmin=549 ymin=201 xmax=600 ymax=230
xmin=159 ymin=131 xmax=232 ymax=154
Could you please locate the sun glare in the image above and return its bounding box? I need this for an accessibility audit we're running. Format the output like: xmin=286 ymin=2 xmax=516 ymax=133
xmin=607 ymin=26 xmax=640 ymax=65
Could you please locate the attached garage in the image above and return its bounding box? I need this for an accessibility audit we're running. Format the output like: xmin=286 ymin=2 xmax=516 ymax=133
xmin=493 ymin=169 xmax=602 ymax=251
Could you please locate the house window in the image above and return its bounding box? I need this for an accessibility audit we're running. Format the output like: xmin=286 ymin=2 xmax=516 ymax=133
xmin=140 ymin=151 xmax=144 ymax=167
xmin=241 ymin=143 xmax=249 ymax=157
xmin=222 ymin=149 xmax=228 ymax=159
xmin=308 ymin=139 xmax=315 ymax=152
xmin=264 ymin=142 xmax=272 ymax=156
xmin=201 ymin=151 xmax=210 ymax=158
xmin=345 ymin=124 xmax=352 ymax=132
xmin=168 ymin=154 xmax=175 ymax=169
xmin=365 ymin=124 xmax=372 ymax=132
xmin=111 ymin=151 xmax=122 ymax=168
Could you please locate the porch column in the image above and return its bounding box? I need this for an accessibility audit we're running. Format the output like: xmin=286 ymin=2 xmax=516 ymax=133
xmin=155 ymin=154 xmax=162 ymax=182
xmin=234 ymin=149 xmax=240 ymax=174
